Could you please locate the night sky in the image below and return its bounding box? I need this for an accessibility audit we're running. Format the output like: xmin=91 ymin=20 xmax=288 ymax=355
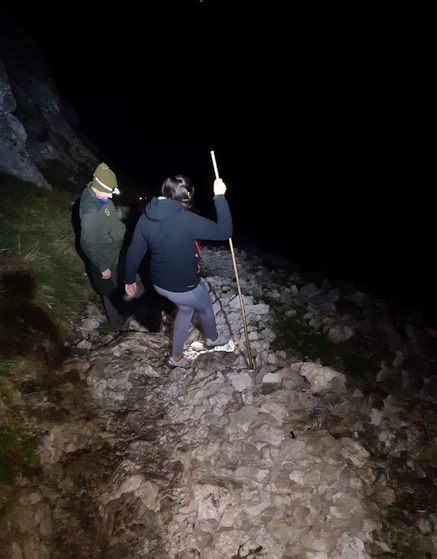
xmin=1 ymin=3 xmax=433 ymax=323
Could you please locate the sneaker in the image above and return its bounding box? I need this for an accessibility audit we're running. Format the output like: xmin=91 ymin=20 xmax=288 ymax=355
xmin=167 ymin=356 xmax=191 ymax=369
xmin=203 ymin=334 xmax=230 ymax=350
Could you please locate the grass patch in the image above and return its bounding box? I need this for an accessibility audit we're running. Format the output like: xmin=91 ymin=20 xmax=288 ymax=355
xmin=0 ymin=357 xmax=25 ymax=378
xmin=98 ymin=322 xmax=113 ymax=336
xmin=0 ymin=176 xmax=93 ymax=340
xmin=0 ymin=425 xmax=39 ymax=484
xmin=271 ymin=308 xmax=342 ymax=368
xmin=0 ymin=175 xmax=96 ymax=487
xmin=271 ymin=306 xmax=382 ymax=378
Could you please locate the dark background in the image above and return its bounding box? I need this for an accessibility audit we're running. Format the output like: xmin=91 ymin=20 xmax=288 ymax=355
xmin=1 ymin=2 xmax=434 ymax=324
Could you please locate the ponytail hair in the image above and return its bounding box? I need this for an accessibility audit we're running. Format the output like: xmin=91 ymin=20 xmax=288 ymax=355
xmin=161 ymin=175 xmax=194 ymax=210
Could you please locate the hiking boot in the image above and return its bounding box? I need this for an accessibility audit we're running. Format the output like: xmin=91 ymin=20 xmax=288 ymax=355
xmin=203 ymin=334 xmax=230 ymax=350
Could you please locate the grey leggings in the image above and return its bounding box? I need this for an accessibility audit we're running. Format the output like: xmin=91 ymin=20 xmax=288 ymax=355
xmin=154 ymin=279 xmax=218 ymax=355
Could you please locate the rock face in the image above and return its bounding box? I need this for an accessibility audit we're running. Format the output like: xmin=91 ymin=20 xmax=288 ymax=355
xmin=1 ymin=245 xmax=436 ymax=559
xmin=0 ymin=10 xmax=98 ymax=190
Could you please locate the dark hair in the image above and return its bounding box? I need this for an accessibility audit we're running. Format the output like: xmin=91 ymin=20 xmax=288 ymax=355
xmin=161 ymin=175 xmax=194 ymax=210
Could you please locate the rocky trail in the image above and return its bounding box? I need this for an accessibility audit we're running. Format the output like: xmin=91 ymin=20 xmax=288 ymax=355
xmin=1 ymin=244 xmax=437 ymax=559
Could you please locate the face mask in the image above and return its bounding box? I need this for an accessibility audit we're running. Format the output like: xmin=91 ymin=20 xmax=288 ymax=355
xmin=95 ymin=193 xmax=110 ymax=204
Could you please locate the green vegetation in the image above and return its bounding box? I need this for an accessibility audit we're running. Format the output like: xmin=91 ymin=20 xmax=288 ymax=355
xmin=0 ymin=425 xmax=39 ymax=484
xmin=98 ymin=322 xmax=114 ymax=335
xmin=272 ymin=308 xmax=341 ymax=367
xmin=0 ymin=175 xmax=92 ymax=330
xmin=0 ymin=357 xmax=24 ymax=378
xmin=0 ymin=175 xmax=95 ymax=485
xmin=271 ymin=306 xmax=382 ymax=378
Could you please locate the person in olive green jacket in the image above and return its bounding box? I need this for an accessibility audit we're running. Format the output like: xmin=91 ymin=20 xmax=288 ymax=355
xmin=79 ymin=162 xmax=136 ymax=330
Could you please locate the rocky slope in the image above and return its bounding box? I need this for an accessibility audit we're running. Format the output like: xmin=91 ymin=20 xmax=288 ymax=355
xmin=1 ymin=244 xmax=436 ymax=559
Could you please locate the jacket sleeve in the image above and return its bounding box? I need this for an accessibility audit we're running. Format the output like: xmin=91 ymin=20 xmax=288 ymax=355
xmin=124 ymin=215 xmax=150 ymax=284
xmin=190 ymin=195 xmax=233 ymax=240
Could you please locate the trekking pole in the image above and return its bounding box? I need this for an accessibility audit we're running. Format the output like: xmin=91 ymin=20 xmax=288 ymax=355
xmin=210 ymin=150 xmax=254 ymax=370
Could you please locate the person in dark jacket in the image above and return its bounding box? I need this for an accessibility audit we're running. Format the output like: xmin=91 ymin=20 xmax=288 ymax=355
xmin=79 ymin=162 xmax=142 ymax=331
xmin=124 ymin=174 xmax=233 ymax=368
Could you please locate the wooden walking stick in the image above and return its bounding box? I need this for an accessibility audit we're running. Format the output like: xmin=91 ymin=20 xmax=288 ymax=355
xmin=210 ymin=150 xmax=254 ymax=370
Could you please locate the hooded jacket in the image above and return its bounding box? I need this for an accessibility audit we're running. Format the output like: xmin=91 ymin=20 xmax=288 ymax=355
xmin=125 ymin=195 xmax=233 ymax=292
xmin=79 ymin=184 xmax=126 ymax=295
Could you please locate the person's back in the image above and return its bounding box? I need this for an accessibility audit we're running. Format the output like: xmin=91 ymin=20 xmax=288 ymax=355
xmin=124 ymin=174 xmax=232 ymax=368
xmin=126 ymin=175 xmax=232 ymax=292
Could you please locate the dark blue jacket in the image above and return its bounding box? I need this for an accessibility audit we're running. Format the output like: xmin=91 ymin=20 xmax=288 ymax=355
xmin=125 ymin=195 xmax=233 ymax=292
